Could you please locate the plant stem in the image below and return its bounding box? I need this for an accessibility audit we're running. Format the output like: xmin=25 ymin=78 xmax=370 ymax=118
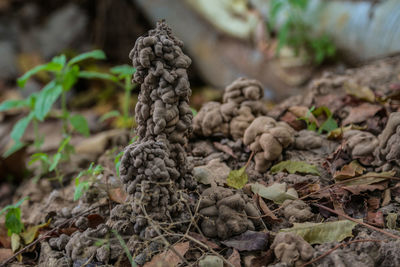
xmin=33 ymin=118 xmax=40 ymax=151
xmin=123 ymin=77 xmax=132 ymax=125
xmin=61 ymin=91 xmax=68 ymax=134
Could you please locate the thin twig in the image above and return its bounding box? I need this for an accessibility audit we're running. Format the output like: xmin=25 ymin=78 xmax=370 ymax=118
xmin=313 ymin=203 xmax=400 ymax=240
xmin=139 ymin=203 xmax=190 ymax=266
xmin=301 ymin=239 xmax=383 ymax=267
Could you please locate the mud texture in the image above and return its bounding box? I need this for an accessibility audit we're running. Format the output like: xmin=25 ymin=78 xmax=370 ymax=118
xmin=198 ymin=186 xmax=262 ymax=239
xmin=119 ymin=21 xmax=195 ymax=237
xmin=243 ymin=116 xmax=295 ymax=172
xmin=194 ymin=77 xmax=267 ymax=140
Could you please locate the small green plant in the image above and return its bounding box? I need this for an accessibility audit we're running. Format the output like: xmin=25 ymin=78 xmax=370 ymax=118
xmin=0 ymin=50 xmax=110 ymax=179
xmin=298 ymin=106 xmax=338 ymax=134
xmin=0 ymin=197 xmax=28 ymax=236
xmin=98 ymin=65 xmax=137 ymax=128
xmin=269 ymin=0 xmax=336 ymax=64
xmin=74 ymin=163 xmax=104 ymax=201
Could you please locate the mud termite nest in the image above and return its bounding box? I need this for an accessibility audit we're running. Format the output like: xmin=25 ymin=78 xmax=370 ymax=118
xmin=193 ymin=77 xmax=268 ymax=140
xmin=118 ymin=21 xmax=195 ymax=238
xmin=198 ymin=186 xmax=262 ymax=239
xmin=243 ymin=116 xmax=295 ymax=172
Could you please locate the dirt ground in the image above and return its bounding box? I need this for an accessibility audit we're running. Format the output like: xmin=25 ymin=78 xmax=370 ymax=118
xmin=1 ymin=28 xmax=400 ymax=267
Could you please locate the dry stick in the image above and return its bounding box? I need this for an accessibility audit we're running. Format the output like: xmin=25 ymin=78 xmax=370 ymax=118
xmin=300 ymin=239 xmax=383 ymax=267
xmin=139 ymin=203 xmax=190 ymax=266
xmin=244 ymin=150 xmax=255 ymax=170
xmin=0 ymin=203 xmax=107 ymax=267
xmin=313 ymin=203 xmax=400 ymax=240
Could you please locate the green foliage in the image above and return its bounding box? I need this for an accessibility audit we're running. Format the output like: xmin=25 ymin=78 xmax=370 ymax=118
xmin=2 ymin=50 xmax=109 ymax=158
xmin=269 ymin=0 xmax=336 ymax=64
xmin=0 ymin=197 xmax=28 ymax=236
xmin=74 ymin=163 xmax=103 ymax=201
xmin=298 ymin=106 xmax=338 ymax=134
xmin=280 ymin=220 xmax=358 ymax=244
xmin=99 ymin=64 xmax=137 ymax=128
xmin=226 ymin=166 xmax=248 ymax=189
xmin=270 ymin=160 xmax=320 ymax=175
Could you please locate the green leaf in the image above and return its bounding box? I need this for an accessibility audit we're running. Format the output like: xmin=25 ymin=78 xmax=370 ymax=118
xmin=3 ymin=142 xmax=26 ymax=158
xmin=115 ymin=151 xmax=123 ymax=177
xmin=34 ymin=82 xmax=62 ymax=121
xmin=28 ymin=153 xmax=50 ymax=166
xmin=10 ymin=113 xmax=34 ymax=142
xmin=190 ymin=107 xmax=197 ymax=116
xmin=318 ymin=117 xmax=338 ymax=134
xmin=0 ymin=99 xmax=27 ymax=112
xmin=226 ymin=166 xmax=248 ymax=189
xmin=99 ymin=110 xmax=121 ymax=122
xmin=58 ymin=136 xmax=71 ymax=153
xmin=0 ymin=197 xmax=29 ymax=216
xmin=51 ymin=54 xmax=66 ymax=66
xmin=112 ymin=230 xmax=137 ymax=267
xmin=62 ymin=65 xmax=80 ymax=91
xmin=74 ymin=179 xmax=91 ymax=201
xmin=386 ymin=213 xmax=398 ymax=230
xmin=110 ymin=65 xmax=136 ymax=79
xmin=17 ymin=62 xmax=63 ymax=88
xmin=251 ymin=182 xmax=298 ymax=204
xmin=49 ymin=153 xmax=61 ymax=171
xmin=6 ymin=208 xmax=24 ymax=235
xmin=68 ymin=50 xmax=106 ymax=66
xmin=270 ymin=160 xmax=320 ymax=175
xmin=20 ymin=220 xmax=51 ymax=245
xmin=70 ymin=114 xmax=90 ymax=137
xmin=78 ymin=71 xmax=118 ymax=82
xmin=280 ymin=220 xmax=358 ymax=244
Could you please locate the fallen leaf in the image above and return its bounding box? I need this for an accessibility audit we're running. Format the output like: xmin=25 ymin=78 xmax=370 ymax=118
xmin=0 ymin=248 xmax=13 ymax=262
xmin=20 ymin=220 xmax=51 ymax=245
xmin=249 ymin=249 xmax=274 ymax=267
xmin=343 ymin=181 xmax=387 ymax=195
xmin=386 ymin=213 xmax=398 ymax=229
xmin=227 ymin=249 xmax=241 ymax=267
xmin=381 ymin=188 xmax=391 ymax=207
xmin=251 ymin=183 xmax=298 ymax=204
xmin=333 ymin=161 xmax=365 ymax=180
xmin=339 ymin=171 xmax=395 ymax=186
xmin=188 ymin=232 xmax=220 ymax=249
xmin=256 ymin=195 xmax=280 ymax=223
xmin=270 ymin=160 xmax=320 ymax=175
xmin=221 ymin=231 xmax=269 ymax=251
xmin=143 ymin=242 xmax=189 ymax=267
xmin=227 ymin=166 xmax=248 ymax=189
xmin=344 ymin=80 xmax=375 ymax=102
xmin=11 ymin=233 xmax=20 ymax=253
xmin=342 ymin=103 xmax=382 ymax=126
xmin=0 ymin=224 xmax=11 ymax=248
xmin=288 ymin=106 xmax=319 ymax=126
xmin=367 ymin=197 xmax=381 ymax=210
xmin=327 ymin=125 xmax=366 ymax=139
xmin=108 ymin=187 xmax=127 ymax=204
xmin=280 ymin=111 xmax=306 ymax=131
xmin=280 ymin=220 xmax=358 ymax=244
xmin=87 ymin=214 xmax=104 ymax=229
xmin=199 ymin=255 xmax=223 ymax=267
xmin=213 ymin=142 xmax=237 ymax=159
xmin=366 ymin=211 xmax=384 ymax=227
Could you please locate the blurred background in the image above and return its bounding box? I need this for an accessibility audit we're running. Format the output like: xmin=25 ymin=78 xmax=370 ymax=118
xmin=0 ymin=0 xmax=400 ymax=182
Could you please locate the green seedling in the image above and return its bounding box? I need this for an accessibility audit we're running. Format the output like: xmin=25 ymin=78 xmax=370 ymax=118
xmin=98 ymin=65 xmax=137 ymax=128
xmin=0 ymin=50 xmax=110 ymax=180
xmin=74 ymin=163 xmax=104 ymax=201
xmin=269 ymin=0 xmax=336 ymax=64
xmin=298 ymin=106 xmax=338 ymax=134
xmin=0 ymin=197 xmax=28 ymax=236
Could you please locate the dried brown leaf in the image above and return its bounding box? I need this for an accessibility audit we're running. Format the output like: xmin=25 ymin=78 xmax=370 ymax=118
xmin=213 ymin=142 xmax=237 ymax=159
xmin=228 ymin=249 xmax=241 ymax=267
xmin=108 ymin=187 xmax=127 ymax=204
xmin=144 ymin=242 xmax=189 ymax=267
xmin=342 ymin=103 xmax=382 ymax=125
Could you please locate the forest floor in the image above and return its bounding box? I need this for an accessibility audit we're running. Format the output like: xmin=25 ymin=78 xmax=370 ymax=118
xmin=1 ymin=55 xmax=400 ymax=267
